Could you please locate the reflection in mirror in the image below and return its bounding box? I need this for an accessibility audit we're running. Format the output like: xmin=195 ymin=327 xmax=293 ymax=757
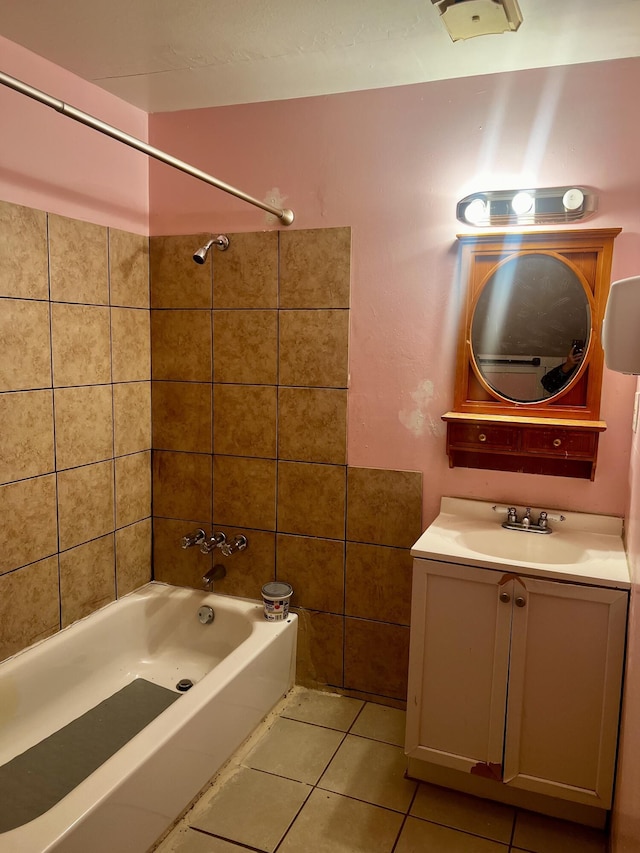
xmin=471 ymin=254 xmax=591 ymax=403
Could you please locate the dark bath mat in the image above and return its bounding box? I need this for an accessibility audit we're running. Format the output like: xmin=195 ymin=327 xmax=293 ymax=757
xmin=0 ymin=678 xmax=180 ymax=833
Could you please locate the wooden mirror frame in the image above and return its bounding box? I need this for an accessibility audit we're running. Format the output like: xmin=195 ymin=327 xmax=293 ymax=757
xmin=443 ymin=228 xmax=621 ymax=479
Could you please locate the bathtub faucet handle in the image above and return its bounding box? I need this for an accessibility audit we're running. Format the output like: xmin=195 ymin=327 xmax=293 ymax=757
xmin=181 ymin=529 xmax=206 ymax=549
xmin=200 ymin=532 xmax=226 ymax=554
xmin=219 ymin=534 xmax=248 ymax=557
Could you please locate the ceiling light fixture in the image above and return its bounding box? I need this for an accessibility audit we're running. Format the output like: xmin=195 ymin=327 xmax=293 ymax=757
xmin=456 ymin=187 xmax=598 ymax=227
xmin=431 ymin=0 xmax=523 ymax=42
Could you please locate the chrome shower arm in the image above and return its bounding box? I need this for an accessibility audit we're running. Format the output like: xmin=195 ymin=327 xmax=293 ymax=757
xmin=0 ymin=69 xmax=295 ymax=226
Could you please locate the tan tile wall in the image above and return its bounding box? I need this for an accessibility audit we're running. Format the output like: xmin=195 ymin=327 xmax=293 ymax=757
xmin=151 ymin=226 xmax=423 ymax=706
xmin=0 ymin=200 xmax=152 ymax=662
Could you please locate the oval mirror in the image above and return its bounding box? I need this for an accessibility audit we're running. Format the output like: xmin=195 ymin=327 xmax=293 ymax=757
xmin=470 ymin=253 xmax=591 ymax=403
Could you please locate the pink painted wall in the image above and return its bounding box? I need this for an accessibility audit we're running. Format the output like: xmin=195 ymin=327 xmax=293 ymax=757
xmin=149 ymin=57 xmax=640 ymax=525
xmin=0 ymin=36 xmax=148 ymax=232
xmin=612 ymin=380 xmax=640 ymax=851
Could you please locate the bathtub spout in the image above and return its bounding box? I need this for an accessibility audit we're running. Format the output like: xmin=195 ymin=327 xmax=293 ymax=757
xmin=203 ymin=564 xmax=226 ymax=590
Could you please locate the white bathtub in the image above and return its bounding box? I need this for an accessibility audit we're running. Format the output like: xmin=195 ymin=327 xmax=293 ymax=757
xmin=0 ymin=582 xmax=297 ymax=853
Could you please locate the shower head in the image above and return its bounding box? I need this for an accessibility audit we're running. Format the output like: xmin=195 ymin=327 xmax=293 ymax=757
xmin=193 ymin=234 xmax=230 ymax=264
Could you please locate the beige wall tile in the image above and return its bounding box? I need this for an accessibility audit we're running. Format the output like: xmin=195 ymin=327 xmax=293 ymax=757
xmin=113 ymin=381 xmax=151 ymax=456
xmin=109 ymin=228 xmax=149 ymax=308
xmin=54 ymin=385 xmax=113 ymax=470
xmin=153 ymin=517 xmax=212 ymax=588
xmin=111 ymin=307 xmax=151 ymax=382
xmin=344 ymin=618 xmax=410 ymax=700
xmin=49 ymin=214 xmax=108 ymax=304
xmin=51 ymin=303 xmax=111 ymax=387
xmin=0 ymin=475 xmax=58 ymax=574
xmin=115 ymin=518 xmax=152 ymax=596
xmin=57 ymin=460 xmax=115 ymax=551
xmin=213 ymin=310 xmax=277 ymax=384
xmin=214 ymin=528 xmax=275 ymax=599
xmin=294 ymin=609 xmax=344 ymax=690
xmin=60 ymin=534 xmax=115 ymax=627
xmin=345 ymin=543 xmax=412 ymax=625
xmin=279 ymin=227 xmax=351 ymax=309
xmin=0 ymin=200 xmax=48 ymax=300
xmin=115 ymin=451 xmax=151 ymax=528
xmin=153 ymin=450 xmax=212 ymax=521
xmin=276 ymin=534 xmax=344 ymax=613
xmin=151 ymin=309 xmax=212 ymax=381
xmin=277 ymin=461 xmax=346 ymax=539
xmin=346 ymin=467 xmax=423 ymax=548
xmin=214 ymin=231 xmax=278 ymax=309
xmin=152 ymin=381 xmax=212 ymax=453
xmin=0 ymin=557 xmax=60 ymax=661
xmin=0 ymin=299 xmax=51 ymax=391
xmin=214 ymin=384 xmax=277 ymax=458
xmin=0 ymin=390 xmax=55 ymax=483
xmin=278 ymin=387 xmax=347 ymax=463
xmin=213 ymin=455 xmax=276 ymax=530
xmin=150 ymin=234 xmax=212 ymax=309
xmin=279 ymin=310 xmax=349 ymax=388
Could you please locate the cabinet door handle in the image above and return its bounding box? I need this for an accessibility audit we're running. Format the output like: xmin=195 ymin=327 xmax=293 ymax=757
xmin=553 ymin=438 xmax=562 ymax=448
xmin=499 ymin=591 xmax=510 ymax=603
xmin=515 ymin=595 xmax=526 ymax=607
xmin=478 ymin=433 xmax=487 ymax=443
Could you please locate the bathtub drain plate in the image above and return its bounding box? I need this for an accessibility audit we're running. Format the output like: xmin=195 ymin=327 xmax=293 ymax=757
xmin=176 ymin=679 xmax=194 ymax=692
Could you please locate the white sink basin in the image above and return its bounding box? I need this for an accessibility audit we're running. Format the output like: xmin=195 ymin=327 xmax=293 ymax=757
xmin=458 ymin=529 xmax=587 ymax=565
xmin=411 ymin=497 xmax=630 ymax=589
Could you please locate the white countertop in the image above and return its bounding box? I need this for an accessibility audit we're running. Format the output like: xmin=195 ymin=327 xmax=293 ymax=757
xmin=412 ymin=497 xmax=630 ymax=589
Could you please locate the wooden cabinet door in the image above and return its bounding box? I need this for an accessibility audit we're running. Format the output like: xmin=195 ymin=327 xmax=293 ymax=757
xmin=405 ymin=560 xmax=513 ymax=778
xmin=503 ymin=576 xmax=627 ymax=807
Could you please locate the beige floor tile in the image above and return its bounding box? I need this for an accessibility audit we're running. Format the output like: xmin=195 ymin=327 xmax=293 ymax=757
xmin=243 ymin=717 xmax=343 ymax=784
xmin=190 ymin=766 xmax=309 ymax=853
xmin=281 ymin=688 xmax=364 ymax=730
xmin=318 ymin=734 xmax=417 ymax=812
xmin=512 ymin=810 xmax=607 ymax=853
xmin=278 ymin=789 xmax=403 ymax=853
xmin=410 ymin=783 xmax=514 ymax=844
xmin=350 ymin=702 xmax=406 ymax=746
xmin=396 ymin=816 xmax=509 ymax=852
xmin=155 ymin=825 xmax=250 ymax=852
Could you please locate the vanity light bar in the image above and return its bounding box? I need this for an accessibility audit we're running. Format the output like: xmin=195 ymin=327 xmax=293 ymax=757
xmin=456 ymin=187 xmax=597 ymax=227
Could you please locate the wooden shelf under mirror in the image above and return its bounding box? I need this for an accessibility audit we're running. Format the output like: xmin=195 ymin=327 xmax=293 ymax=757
xmin=444 ymin=228 xmax=621 ymax=479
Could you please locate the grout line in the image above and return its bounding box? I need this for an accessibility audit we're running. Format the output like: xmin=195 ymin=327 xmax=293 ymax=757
xmin=45 ymin=212 xmax=64 ymax=633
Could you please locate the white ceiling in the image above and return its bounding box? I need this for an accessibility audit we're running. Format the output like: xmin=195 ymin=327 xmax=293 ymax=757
xmin=1 ymin=0 xmax=640 ymax=113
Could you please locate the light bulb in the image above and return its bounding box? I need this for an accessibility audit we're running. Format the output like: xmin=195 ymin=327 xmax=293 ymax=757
xmin=563 ymin=188 xmax=584 ymax=211
xmin=512 ymin=191 xmax=534 ymax=215
xmin=464 ymin=198 xmax=487 ymax=225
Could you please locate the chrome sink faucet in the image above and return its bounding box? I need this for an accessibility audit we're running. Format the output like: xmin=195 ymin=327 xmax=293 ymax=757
xmin=493 ymin=505 xmax=565 ymax=534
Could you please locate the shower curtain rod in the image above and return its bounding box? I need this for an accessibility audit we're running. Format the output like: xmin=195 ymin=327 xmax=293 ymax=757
xmin=0 ymin=69 xmax=295 ymax=225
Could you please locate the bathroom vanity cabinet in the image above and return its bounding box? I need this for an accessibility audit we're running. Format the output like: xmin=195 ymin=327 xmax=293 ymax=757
xmin=405 ymin=498 xmax=631 ymax=826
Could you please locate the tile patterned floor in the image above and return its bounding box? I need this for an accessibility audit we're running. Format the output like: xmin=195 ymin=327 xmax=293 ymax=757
xmin=153 ymin=687 xmax=608 ymax=853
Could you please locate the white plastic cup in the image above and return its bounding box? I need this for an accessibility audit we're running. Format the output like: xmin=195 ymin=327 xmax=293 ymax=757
xmin=261 ymin=582 xmax=293 ymax=621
